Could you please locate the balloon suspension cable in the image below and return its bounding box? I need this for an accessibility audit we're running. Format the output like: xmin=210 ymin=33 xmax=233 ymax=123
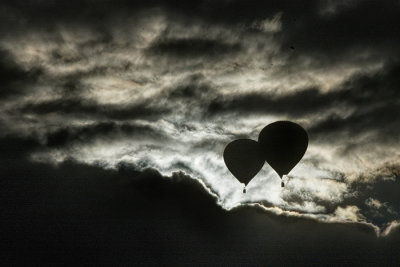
xmin=243 ymin=186 xmax=246 ymax=193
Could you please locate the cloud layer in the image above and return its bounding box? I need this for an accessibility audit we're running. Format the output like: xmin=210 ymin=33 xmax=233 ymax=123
xmin=1 ymin=0 xmax=400 ymax=238
xmin=1 ymin=136 xmax=400 ymax=265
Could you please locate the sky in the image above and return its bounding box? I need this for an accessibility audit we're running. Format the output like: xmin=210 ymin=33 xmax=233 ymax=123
xmin=1 ymin=0 xmax=400 ymax=265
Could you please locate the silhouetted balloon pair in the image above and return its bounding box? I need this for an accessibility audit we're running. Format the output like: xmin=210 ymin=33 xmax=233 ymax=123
xmin=223 ymin=121 xmax=308 ymax=192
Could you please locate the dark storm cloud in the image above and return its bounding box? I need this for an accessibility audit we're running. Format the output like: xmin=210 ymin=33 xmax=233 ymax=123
xmin=0 ymin=49 xmax=42 ymax=99
xmin=2 ymin=0 xmax=399 ymax=38
xmin=207 ymin=87 xmax=328 ymax=116
xmin=335 ymin=163 xmax=400 ymax=229
xmin=2 ymin=0 xmax=399 ymax=72
xmin=207 ymin=60 xmax=400 ymax=142
xmin=1 ymin=135 xmax=400 ymax=265
xmin=166 ymin=73 xmax=214 ymax=99
xmin=0 ymin=0 xmax=279 ymax=27
xmin=45 ymin=121 xmax=168 ymax=148
xmin=0 ymin=135 xmax=41 ymax=162
xmin=309 ymin=104 xmax=400 ymax=141
xmin=1 ymin=0 xmax=400 ymax=264
xmin=308 ymin=61 xmax=400 ymax=140
xmin=280 ymin=1 xmax=400 ymax=59
xmin=147 ymin=37 xmax=241 ymax=59
xmin=20 ymin=98 xmax=169 ymax=120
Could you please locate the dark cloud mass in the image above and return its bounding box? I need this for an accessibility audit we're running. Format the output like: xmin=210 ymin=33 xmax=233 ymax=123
xmin=0 ymin=49 xmax=42 ymax=98
xmin=45 ymin=121 xmax=167 ymax=147
xmin=20 ymin=98 xmax=168 ymax=120
xmin=1 ymin=0 xmax=400 ymax=265
xmin=147 ymin=38 xmax=242 ymax=58
xmin=1 ymin=136 xmax=400 ymax=265
xmin=209 ymin=60 xmax=400 ymax=142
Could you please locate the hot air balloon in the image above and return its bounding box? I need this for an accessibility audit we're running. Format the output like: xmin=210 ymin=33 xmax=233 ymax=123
xmin=258 ymin=121 xmax=308 ymax=187
xmin=223 ymin=139 xmax=264 ymax=193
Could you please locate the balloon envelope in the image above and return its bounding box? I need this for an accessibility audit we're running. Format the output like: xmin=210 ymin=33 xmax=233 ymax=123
xmin=258 ymin=121 xmax=308 ymax=178
xmin=223 ymin=139 xmax=264 ymax=185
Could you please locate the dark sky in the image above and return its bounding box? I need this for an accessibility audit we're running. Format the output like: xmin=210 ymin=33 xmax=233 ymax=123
xmin=1 ymin=0 xmax=400 ymax=265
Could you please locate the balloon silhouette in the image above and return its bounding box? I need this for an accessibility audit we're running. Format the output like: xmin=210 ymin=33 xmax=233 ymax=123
xmin=258 ymin=121 xmax=308 ymax=187
xmin=223 ymin=139 xmax=264 ymax=193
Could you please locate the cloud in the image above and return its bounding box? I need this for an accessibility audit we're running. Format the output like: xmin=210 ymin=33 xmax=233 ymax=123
xmin=250 ymin=12 xmax=283 ymax=32
xmin=280 ymin=1 xmax=400 ymax=58
xmin=0 ymin=49 xmax=42 ymax=99
xmin=20 ymin=97 xmax=169 ymax=120
xmin=45 ymin=121 xmax=169 ymax=148
xmin=207 ymin=87 xmax=330 ymax=116
xmin=331 ymin=206 xmax=364 ymax=222
xmin=1 ymin=135 xmax=400 ymax=265
xmin=308 ymin=61 xmax=400 ymax=136
xmin=0 ymin=0 xmax=399 ymax=254
xmin=147 ymin=37 xmax=241 ymax=59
